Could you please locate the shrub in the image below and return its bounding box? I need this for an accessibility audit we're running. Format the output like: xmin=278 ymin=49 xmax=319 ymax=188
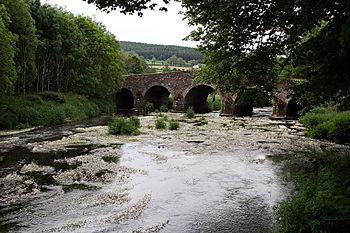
xmin=108 ymin=117 xmax=140 ymax=135
xmin=25 ymin=94 xmax=44 ymax=105
xmin=144 ymin=102 xmax=154 ymax=113
xmin=186 ymin=106 xmax=195 ymax=119
xmin=169 ymin=119 xmax=179 ymax=130
xmin=16 ymin=106 xmax=40 ymax=126
xmin=301 ymin=109 xmax=350 ymax=144
xmin=274 ymin=150 xmax=350 ymax=233
xmin=155 ymin=117 xmax=167 ymax=129
xmin=38 ymin=91 xmax=66 ymax=103
xmin=159 ymin=105 xmax=168 ymax=112
xmin=157 ymin=113 xmax=168 ymax=121
xmin=129 ymin=116 xmax=141 ymax=128
xmin=198 ymin=117 xmax=208 ymax=126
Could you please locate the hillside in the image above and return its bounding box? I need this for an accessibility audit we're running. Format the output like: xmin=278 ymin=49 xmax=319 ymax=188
xmin=119 ymin=41 xmax=203 ymax=61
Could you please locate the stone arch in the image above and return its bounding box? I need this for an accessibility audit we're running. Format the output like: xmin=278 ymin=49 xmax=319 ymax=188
xmin=144 ymin=85 xmax=171 ymax=110
xmin=184 ymin=84 xmax=215 ymax=113
xmin=115 ymin=88 xmax=134 ymax=113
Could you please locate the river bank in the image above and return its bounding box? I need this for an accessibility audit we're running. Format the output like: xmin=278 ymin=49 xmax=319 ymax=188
xmin=0 ymin=108 xmax=348 ymax=232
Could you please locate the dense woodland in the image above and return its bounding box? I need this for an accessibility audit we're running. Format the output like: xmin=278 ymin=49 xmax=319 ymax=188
xmin=120 ymin=41 xmax=203 ymax=62
xmin=0 ymin=0 xmax=156 ymax=129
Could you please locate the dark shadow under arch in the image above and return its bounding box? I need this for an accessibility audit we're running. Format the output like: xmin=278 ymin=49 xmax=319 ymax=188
xmin=185 ymin=85 xmax=215 ymax=113
xmin=144 ymin=85 xmax=170 ymax=110
xmin=115 ymin=88 xmax=134 ymax=114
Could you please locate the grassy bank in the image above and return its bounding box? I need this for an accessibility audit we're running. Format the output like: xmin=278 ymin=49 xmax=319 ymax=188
xmin=0 ymin=92 xmax=114 ymax=129
xmin=301 ymin=107 xmax=350 ymax=144
xmin=274 ymin=150 xmax=350 ymax=233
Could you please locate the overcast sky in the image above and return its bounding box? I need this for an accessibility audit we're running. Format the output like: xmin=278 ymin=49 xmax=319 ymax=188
xmin=44 ymin=0 xmax=198 ymax=47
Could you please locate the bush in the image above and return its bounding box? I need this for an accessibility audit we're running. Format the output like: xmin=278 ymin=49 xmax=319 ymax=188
xmin=157 ymin=113 xmax=168 ymax=121
xmin=129 ymin=116 xmax=141 ymax=128
xmin=274 ymin=151 xmax=350 ymax=233
xmin=186 ymin=106 xmax=195 ymax=118
xmin=144 ymin=102 xmax=154 ymax=113
xmin=38 ymin=91 xmax=66 ymax=103
xmin=301 ymin=109 xmax=350 ymax=144
xmin=108 ymin=117 xmax=140 ymax=135
xmin=155 ymin=117 xmax=167 ymax=129
xmin=198 ymin=117 xmax=208 ymax=126
xmin=159 ymin=105 xmax=168 ymax=112
xmin=25 ymin=94 xmax=44 ymax=105
xmin=169 ymin=119 xmax=179 ymax=130
xmin=0 ymin=93 xmax=113 ymax=129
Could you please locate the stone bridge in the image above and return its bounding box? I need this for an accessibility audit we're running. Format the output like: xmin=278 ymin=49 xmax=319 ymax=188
xmin=114 ymin=71 xmax=298 ymax=118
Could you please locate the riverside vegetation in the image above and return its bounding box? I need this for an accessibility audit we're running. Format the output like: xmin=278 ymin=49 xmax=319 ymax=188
xmin=1 ymin=0 xmax=350 ymax=232
xmin=0 ymin=0 xmax=154 ymax=130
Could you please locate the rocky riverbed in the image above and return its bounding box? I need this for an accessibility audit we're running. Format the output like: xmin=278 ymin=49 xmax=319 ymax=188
xmin=0 ymin=108 xmax=347 ymax=232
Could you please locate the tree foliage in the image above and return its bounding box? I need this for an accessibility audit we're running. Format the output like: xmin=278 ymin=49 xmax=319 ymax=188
xmin=83 ymin=0 xmax=171 ymax=16
xmin=0 ymin=4 xmax=16 ymax=96
xmin=121 ymin=51 xmax=152 ymax=74
xmin=0 ymin=0 xmax=38 ymax=95
xmin=181 ymin=0 xmax=350 ymax=109
xmin=0 ymin=0 xmax=125 ymax=99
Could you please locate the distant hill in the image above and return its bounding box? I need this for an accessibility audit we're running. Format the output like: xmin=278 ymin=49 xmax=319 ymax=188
xmin=119 ymin=41 xmax=203 ymax=61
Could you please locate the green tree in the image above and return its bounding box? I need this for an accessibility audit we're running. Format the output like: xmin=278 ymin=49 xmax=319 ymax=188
xmin=181 ymin=0 xmax=350 ymax=110
xmin=0 ymin=4 xmax=16 ymax=96
xmin=0 ymin=0 xmax=38 ymax=95
xmin=165 ymin=55 xmax=187 ymax=67
xmin=72 ymin=15 xmax=123 ymax=98
xmin=28 ymin=0 xmax=82 ymax=92
xmin=121 ymin=52 xmax=150 ymax=74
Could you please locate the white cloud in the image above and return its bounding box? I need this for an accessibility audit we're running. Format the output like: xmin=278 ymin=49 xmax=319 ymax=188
xmin=43 ymin=0 xmax=198 ymax=47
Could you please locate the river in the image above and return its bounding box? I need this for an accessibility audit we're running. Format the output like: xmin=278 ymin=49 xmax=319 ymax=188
xmin=0 ymin=108 xmax=341 ymax=232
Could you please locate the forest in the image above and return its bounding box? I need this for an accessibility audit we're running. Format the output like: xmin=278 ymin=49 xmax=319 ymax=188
xmin=0 ymin=0 xmax=152 ymax=129
xmin=120 ymin=41 xmax=203 ymax=62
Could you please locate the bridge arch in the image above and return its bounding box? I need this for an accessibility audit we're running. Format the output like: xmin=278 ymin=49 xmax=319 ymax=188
xmin=184 ymin=84 xmax=215 ymax=113
xmin=144 ymin=85 xmax=171 ymax=110
xmin=115 ymin=88 xmax=134 ymax=113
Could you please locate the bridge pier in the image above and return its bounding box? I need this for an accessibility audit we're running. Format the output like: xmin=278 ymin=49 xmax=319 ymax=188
xmin=271 ymin=79 xmax=301 ymax=119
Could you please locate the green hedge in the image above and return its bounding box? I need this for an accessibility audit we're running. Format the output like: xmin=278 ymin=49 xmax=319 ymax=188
xmin=301 ymin=107 xmax=350 ymax=144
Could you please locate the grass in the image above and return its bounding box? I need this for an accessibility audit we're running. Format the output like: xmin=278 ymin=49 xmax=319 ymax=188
xmin=0 ymin=93 xmax=112 ymax=129
xmin=108 ymin=116 xmax=140 ymax=135
xmin=301 ymin=107 xmax=350 ymax=144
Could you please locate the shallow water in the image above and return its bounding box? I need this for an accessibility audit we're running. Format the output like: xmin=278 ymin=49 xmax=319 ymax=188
xmin=1 ymin=109 xmax=343 ymax=232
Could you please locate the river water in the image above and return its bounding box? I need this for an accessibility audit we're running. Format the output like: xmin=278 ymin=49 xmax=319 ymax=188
xmin=0 ymin=109 xmax=341 ymax=232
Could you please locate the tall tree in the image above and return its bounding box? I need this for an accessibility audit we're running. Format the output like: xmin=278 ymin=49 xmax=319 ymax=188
xmin=0 ymin=4 xmax=16 ymax=96
xmin=0 ymin=0 xmax=38 ymax=95
xmin=28 ymin=0 xmax=83 ymax=92
xmin=71 ymin=15 xmax=123 ymax=98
